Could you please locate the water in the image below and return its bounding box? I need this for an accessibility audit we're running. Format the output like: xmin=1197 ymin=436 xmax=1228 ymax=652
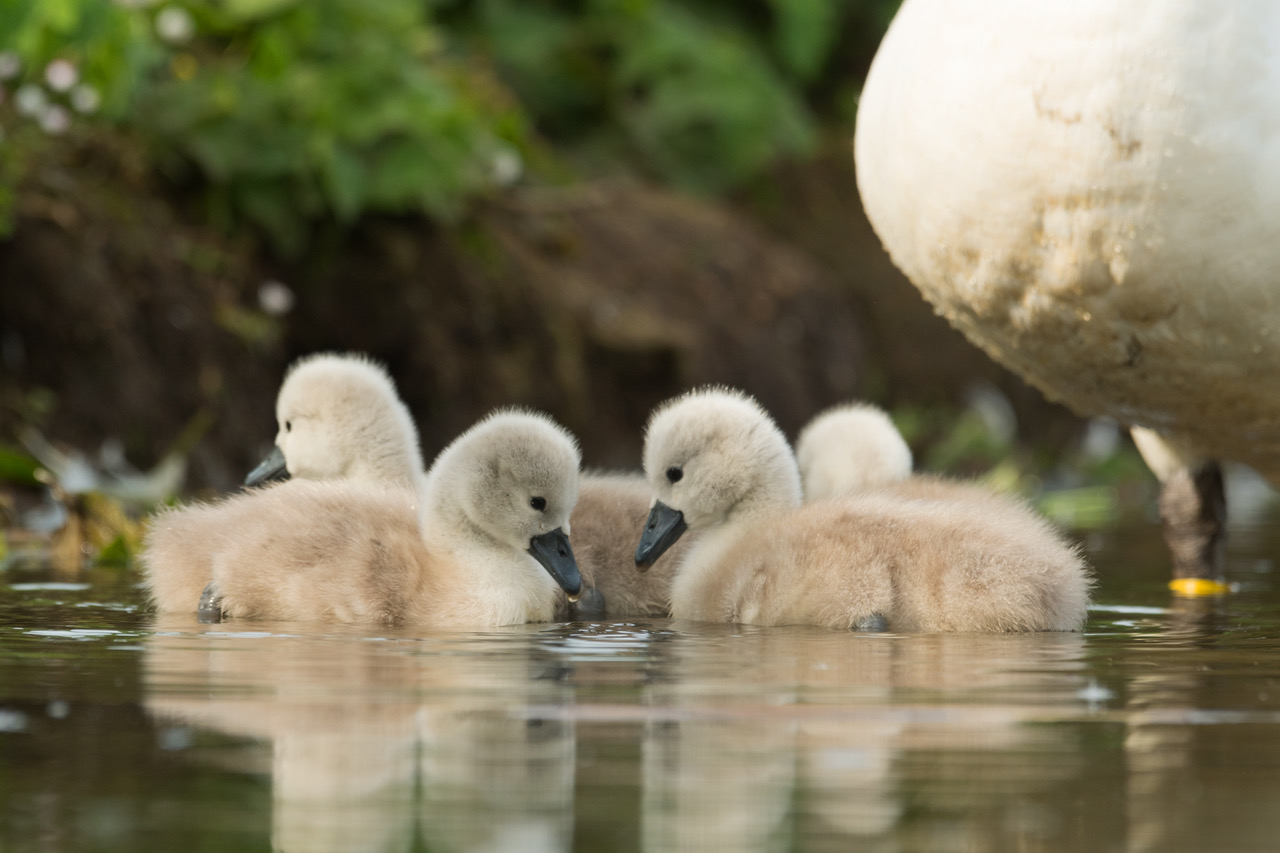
xmin=3 ymin=517 xmax=1280 ymax=852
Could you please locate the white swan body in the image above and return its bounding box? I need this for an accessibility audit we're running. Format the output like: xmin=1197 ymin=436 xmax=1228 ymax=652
xmin=636 ymin=388 xmax=1090 ymax=632
xmin=855 ymin=0 xmax=1280 ymax=480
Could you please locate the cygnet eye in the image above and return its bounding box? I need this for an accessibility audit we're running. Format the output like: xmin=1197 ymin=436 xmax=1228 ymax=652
xmin=285 ymin=421 xmax=292 ymax=433
xmin=666 ymin=466 xmax=683 ymax=484
xmin=530 ymin=496 xmax=547 ymax=512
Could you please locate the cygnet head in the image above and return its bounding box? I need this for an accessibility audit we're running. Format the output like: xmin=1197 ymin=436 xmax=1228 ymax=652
xmin=425 ymin=409 xmax=583 ymax=597
xmin=635 ymin=387 xmax=800 ymax=570
xmin=246 ymin=352 xmax=425 ymax=489
xmin=795 ymin=402 xmax=913 ymax=500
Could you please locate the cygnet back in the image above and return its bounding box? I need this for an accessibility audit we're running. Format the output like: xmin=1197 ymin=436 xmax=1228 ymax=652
xmin=795 ymin=403 xmax=912 ymax=501
xmin=559 ymin=472 xmax=691 ymax=619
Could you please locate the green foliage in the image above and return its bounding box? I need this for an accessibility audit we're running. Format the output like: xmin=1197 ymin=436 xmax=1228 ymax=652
xmin=0 ymin=1 xmax=156 ymax=231
xmin=1037 ymin=485 xmax=1122 ymax=530
xmin=467 ymin=0 xmax=891 ymax=191
xmin=892 ymin=402 xmax=1154 ymax=530
xmin=1 ymin=0 xmax=159 ymax=117
xmin=1 ymin=0 xmax=902 ymax=250
xmin=893 ymin=404 xmax=1013 ymax=478
xmin=138 ymin=0 xmax=526 ymax=254
xmin=767 ymin=0 xmax=842 ymax=83
xmin=93 ymin=534 xmax=133 ymax=567
xmin=2 ymin=0 xmax=525 ymax=253
xmin=614 ymin=2 xmax=815 ymax=191
xmin=0 ymin=445 xmax=40 ymax=488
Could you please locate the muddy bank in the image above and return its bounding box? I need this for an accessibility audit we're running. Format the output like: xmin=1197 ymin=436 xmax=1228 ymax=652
xmin=1 ymin=134 xmax=283 ymax=494
xmin=3 ymin=136 xmax=883 ymax=493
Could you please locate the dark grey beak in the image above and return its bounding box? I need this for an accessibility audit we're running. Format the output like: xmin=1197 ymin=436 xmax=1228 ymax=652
xmin=245 ymin=445 xmax=289 ymax=486
xmin=635 ymin=501 xmax=687 ymax=572
xmin=528 ymin=528 xmax=582 ymax=600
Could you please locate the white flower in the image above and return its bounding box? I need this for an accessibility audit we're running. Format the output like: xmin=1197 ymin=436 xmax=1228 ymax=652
xmin=258 ymin=280 xmax=296 ymax=316
xmin=44 ymin=59 xmax=78 ymax=93
xmin=71 ymin=85 xmax=101 ymax=114
xmin=0 ymin=52 xmax=21 ymax=81
xmin=39 ymin=104 xmax=72 ymax=135
xmin=14 ymin=84 xmax=47 ymax=117
xmin=491 ymin=148 xmax=523 ymax=187
xmin=155 ymin=7 xmax=196 ymax=45
xmin=0 ymin=709 xmax=28 ymax=734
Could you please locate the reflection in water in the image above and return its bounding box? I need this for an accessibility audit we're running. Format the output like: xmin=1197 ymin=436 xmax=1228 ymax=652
xmin=143 ymin=621 xmax=576 ymax=853
xmin=1121 ymin=594 xmax=1246 ymax=853
xmin=419 ymin=708 xmax=574 ymax=853
xmin=1090 ymin=572 xmax=1280 ymax=853
xmin=273 ymin=716 xmax=416 ymax=853
xmin=638 ymin=628 xmax=1093 ymax=853
xmin=8 ymin=514 xmax=1280 ymax=853
xmin=643 ymin=716 xmax=796 ymax=853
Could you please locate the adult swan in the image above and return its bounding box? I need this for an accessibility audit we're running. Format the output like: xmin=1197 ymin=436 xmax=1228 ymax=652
xmin=854 ymin=0 xmax=1280 ymax=591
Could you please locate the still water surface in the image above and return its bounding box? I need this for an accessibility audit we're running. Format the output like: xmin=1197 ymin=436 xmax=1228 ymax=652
xmin=3 ymin=515 xmax=1280 ymax=852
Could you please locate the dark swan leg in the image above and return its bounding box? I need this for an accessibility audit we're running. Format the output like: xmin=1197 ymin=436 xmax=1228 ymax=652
xmin=569 ymin=586 xmax=608 ymax=620
xmin=1159 ymin=461 xmax=1226 ymax=583
xmin=197 ymin=582 xmax=224 ymax=623
xmin=1131 ymin=427 xmax=1228 ymax=593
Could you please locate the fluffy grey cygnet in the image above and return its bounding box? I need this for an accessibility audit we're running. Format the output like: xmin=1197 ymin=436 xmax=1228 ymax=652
xmin=143 ymin=409 xmax=582 ymax=627
xmin=635 ymin=387 xmax=1091 ymax=632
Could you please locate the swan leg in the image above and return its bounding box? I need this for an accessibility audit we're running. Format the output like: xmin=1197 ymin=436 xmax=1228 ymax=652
xmin=197 ymin=582 xmax=225 ymax=623
xmin=1130 ymin=427 xmax=1227 ymax=585
xmin=1157 ymin=461 xmax=1226 ymax=582
xmin=568 ymin=586 xmax=607 ymax=620
xmin=852 ymin=612 xmax=888 ymax=632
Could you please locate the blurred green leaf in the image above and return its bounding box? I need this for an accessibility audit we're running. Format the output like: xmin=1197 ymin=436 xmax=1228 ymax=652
xmin=768 ymin=0 xmax=839 ymax=82
xmin=223 ymin=0 xmax=300 ymax=24
xmin=94 ymin=535 xmax=131 ymax=567
xmin=127 ymin=0 xmax=519 ymax=254
xmin=316 ymin=143 xmax=365 ymax=221
xmin=1037 ymin=486 xmax=1122 ymax=530
xmin=0 ymin=445 xmax=42 ymax=487
xmin=2 ymin=0 xmax=903 ymax=250
xmin=615 ymin=2 xmax=815 ymax=191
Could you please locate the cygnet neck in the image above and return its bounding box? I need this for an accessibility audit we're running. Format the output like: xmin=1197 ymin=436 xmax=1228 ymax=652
xmin=350 ymin=446 xmax=423 ymax=494
xmin=723 ymin=476 xmax=801 ymax=526
xmin=419 ymin=484 xmax=556 ymax=625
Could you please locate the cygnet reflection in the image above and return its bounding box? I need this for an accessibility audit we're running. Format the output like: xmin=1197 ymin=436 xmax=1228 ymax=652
xmin=142 ymin=622 xmax=576 ymax=853
xmin=639 ymin=627 xmax=1091 ymax=853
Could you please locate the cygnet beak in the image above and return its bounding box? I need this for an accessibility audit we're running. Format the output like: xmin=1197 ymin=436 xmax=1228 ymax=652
xmin=635 ymin=501 xmax=687 ymax=572
xmin=245 ymin=445 xmax=289 ymax=487
xmin=528 ymin=528 xmax=582 ymax=600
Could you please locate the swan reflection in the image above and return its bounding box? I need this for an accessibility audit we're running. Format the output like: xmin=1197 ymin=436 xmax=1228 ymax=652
xmin=143 ymin=621 xmax=575 ymax=853
xmin=639 ymin=627 xmax=1090 ymax=853
xmin=140 ymin=612 xmax=1270 ymax=852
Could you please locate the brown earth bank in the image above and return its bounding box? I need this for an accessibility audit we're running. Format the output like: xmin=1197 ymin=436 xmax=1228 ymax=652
xmin=0 ymin=134 xmax=1080 ymax=497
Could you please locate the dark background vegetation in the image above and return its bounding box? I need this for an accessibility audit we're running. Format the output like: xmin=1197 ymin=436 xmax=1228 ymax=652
xmin=0 ymin=0 xmax=1133 ymax=562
